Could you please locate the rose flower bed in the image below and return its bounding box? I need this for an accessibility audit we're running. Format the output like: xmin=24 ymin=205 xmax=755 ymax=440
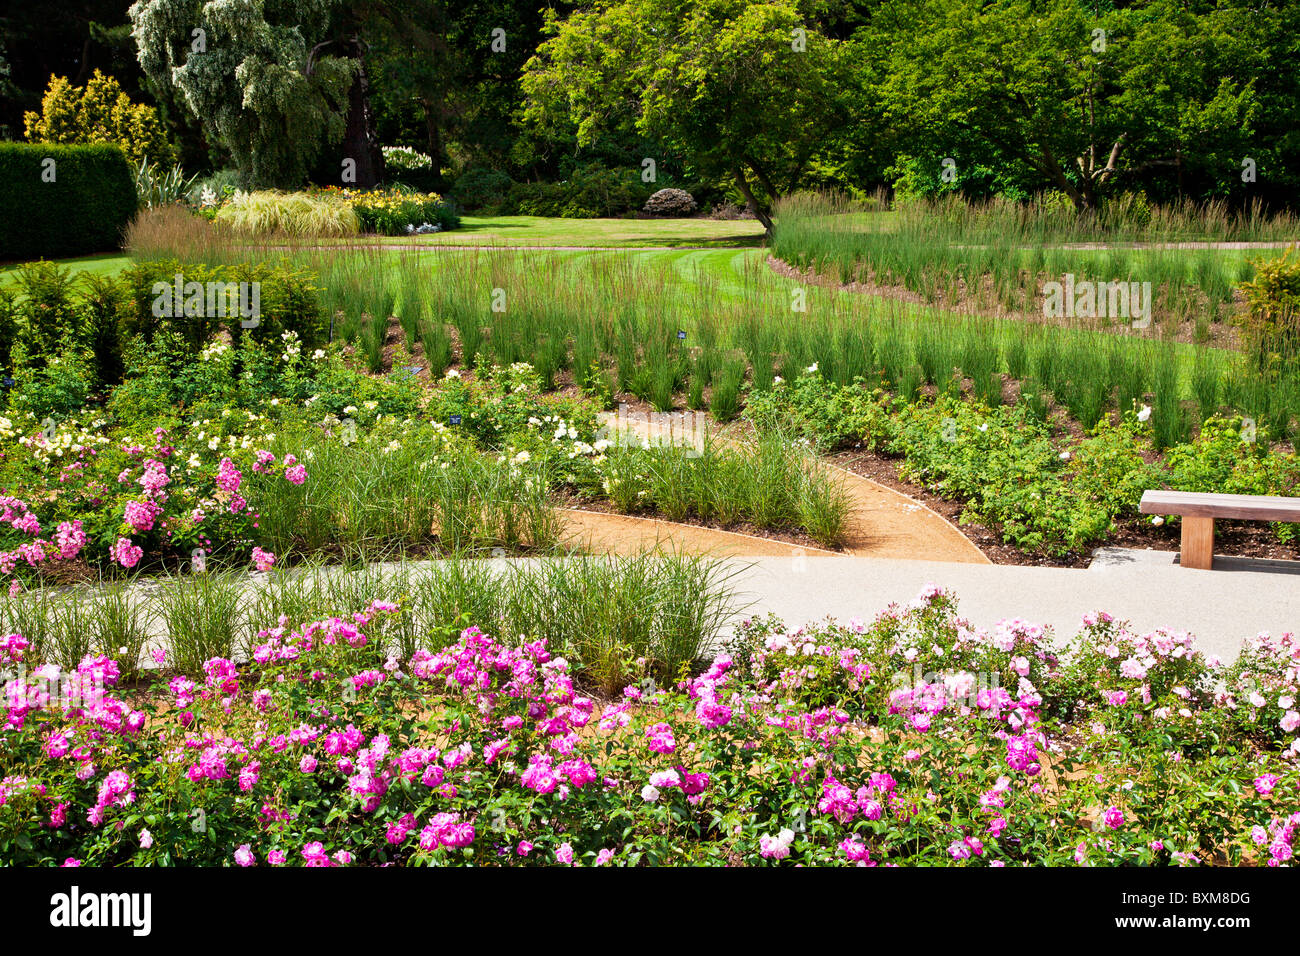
xmin=0 ymin=587 xmax=1296 ymax=867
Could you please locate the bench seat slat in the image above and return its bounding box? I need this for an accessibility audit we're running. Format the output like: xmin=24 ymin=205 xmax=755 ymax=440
xmin=1139 ymin=489 xmax=1300 ymax=522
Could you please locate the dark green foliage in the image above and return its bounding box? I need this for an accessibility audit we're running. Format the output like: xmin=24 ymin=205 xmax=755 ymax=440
xmin=118 ymin=259 xmax=326 ymax=353
xmin=7 ymin=260 xmax=81 ymax=362
xmin=0 ymin=143 xmax=137 ymax=259
xmin=79 ymin=273 xmax=127 ymax=387
xmin=503 ymin=163 xmax=654 ymax=218
xmin=450 ymin=167 xmax=517 ymax=211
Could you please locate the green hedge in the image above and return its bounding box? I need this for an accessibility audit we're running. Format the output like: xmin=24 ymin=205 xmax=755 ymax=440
xmin=0 ymin=142 xmax=137 ymax=261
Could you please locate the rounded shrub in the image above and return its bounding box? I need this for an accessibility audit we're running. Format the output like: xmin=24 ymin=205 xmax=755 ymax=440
xmin=644 ymin=188 xmax=698 ymax=217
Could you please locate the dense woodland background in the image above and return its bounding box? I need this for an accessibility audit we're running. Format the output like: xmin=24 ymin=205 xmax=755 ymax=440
xmin=2 ymin=1 xmax=1296 ymax=220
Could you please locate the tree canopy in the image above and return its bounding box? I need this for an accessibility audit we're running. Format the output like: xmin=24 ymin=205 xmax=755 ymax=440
xmin=0 ymin=0 xmax=1294 ymax=210
xmin=522 ymin=0 xmax=853 ymax=228
xmin=869 ymin=0 xmax=1266 ymax=209
xmin=129 ymin=0 xmax=361 ymax=188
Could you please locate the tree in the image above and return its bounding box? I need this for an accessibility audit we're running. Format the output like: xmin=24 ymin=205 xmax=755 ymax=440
xmin=0 ymin=1 xmax=150 ymax=137
xmin=128 ymin=0 xmax=379 ymax=188
xmin=870 ymin=0 xmax=1262 ymax=210
xmin=367 ymin=1 xmax=550 ymax=191
xmin=23 ymin=69 xmax=175 ymax=166
xmin=521 ymin=0 xmax=852 ymax=229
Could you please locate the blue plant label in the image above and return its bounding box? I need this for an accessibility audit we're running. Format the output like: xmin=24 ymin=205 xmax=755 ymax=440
xmin=449 ymin=414 xmax=462 ymax=425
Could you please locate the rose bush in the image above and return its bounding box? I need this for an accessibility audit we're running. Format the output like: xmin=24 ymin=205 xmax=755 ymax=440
xmin=1 ymin=586 xmax=1294 ymax=867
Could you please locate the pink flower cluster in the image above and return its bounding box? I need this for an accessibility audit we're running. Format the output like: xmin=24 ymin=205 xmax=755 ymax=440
xmin=419 ymin=812 xmax=475 ymax=850
xmin=123 ymin=499 xmax=162 ymax=533
xmin=0 ymin=496 xmax=86 ymax=576
xmin=110 ymin=537 xmax=143 ymax=570
xmin=87 ymin=769 xmax=135 ymax=825
xmin=690 ymin=655 xmax=734 ymax=729
xmin=1250 ymin=812 xmax=1299 ymax=866
xmin=282 ymin=454 xmax=307 ymax=486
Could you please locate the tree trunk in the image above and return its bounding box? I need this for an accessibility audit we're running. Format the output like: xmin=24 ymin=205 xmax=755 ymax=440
xmin=1039 ymin=147 xmax=1085 ymax=210
xmin=422 ymin=96 xmax=449 ymax=193
xmin=339 ymin=38 xmax=385 ymax=189
xmin=307 ymin=36 xmax=385 ymax=189
xmin=733 ymin=164 xmax=774 ymax=232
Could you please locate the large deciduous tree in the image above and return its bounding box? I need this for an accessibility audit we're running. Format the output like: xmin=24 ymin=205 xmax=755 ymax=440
xmin=128 ymin=0 xmax=384 ymax=188
xmin=521 ymin=0 xmax=852 ymax=230
xmin=870 ymin=0 xmax=1262 ymax=210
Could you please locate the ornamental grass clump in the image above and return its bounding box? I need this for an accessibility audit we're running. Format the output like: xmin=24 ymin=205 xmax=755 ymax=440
xmin=216 ymin=190 xmax=360 ymax=238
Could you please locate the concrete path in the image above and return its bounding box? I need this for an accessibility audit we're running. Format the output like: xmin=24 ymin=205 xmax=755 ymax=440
xmin=44 ymin=546 xmax=1296 ymax=669
xmin=727 ymin=549 xmax=1300 ymax=662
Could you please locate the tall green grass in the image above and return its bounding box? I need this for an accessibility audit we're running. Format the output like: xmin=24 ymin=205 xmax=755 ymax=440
xmin=32 ymin=549 xmax=747 ymax=696
xmin=249 ymin=423 xmax=561 ymax=558
xmin=597 ymin=431 xmax=852 ymax=548
xmin=146 ymin=224 xmax=1299 ymax=443
xmin=154 ymin=570 xmax=246 ymax=675
xmin=770 ymin=191 xmax=1298 ymax=339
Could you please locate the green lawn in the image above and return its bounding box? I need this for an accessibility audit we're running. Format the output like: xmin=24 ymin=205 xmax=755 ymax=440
xmin=370 ymin=214 xmax=767 ymax=248
xmin=2 ymin=215 xmax=765 ymax=286
xmin=0 ymin=252 xmax=132 ymax=287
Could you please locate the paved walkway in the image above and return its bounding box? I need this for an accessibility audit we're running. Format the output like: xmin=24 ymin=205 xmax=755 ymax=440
xmin=63 ymin=547 xmax=1297 ymax=667
xmin=726 ymin=550 xmax=1300 ymax=662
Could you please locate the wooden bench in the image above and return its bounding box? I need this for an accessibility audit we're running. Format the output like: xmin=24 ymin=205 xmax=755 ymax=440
xmin=1139 ymin=490 xmax=1300 ymax=569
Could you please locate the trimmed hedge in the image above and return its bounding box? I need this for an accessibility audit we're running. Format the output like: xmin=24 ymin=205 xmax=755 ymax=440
xmin=0 ymin=142 xmax=138 ymax=261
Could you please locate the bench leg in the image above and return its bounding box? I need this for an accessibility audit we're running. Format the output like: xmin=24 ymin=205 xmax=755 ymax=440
xmin=1180 ymin=516 xmax=1214 ymax=570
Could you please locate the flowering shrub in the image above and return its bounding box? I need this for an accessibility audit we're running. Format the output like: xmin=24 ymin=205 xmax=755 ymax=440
xmin=1056 ymin=612 xmax=1216 ymax=718
xmin=1 ymin=586 xmax=1294 ymax=867
xmin=1223 ymin=630 xmax=1300 ymax=748
xmin=381 ymin=146 xmax=433 ymax=173
xmin=0 ymin=408 xmax=308 ymax=580
xmin=424 ymin=362 xmax=600 ymax=456
xmin=730 ymin=587 xmax=1059 ymax=720
xmin=0 ymin=497 xmax=86 ymax=580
